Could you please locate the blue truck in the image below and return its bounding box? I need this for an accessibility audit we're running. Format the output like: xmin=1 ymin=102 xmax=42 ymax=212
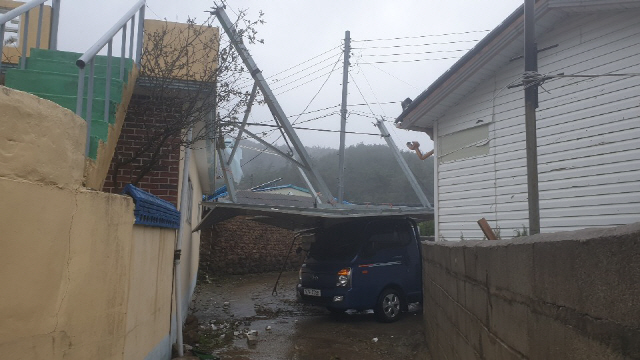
xmin=296 ymin=217 xmax=423 ymax=322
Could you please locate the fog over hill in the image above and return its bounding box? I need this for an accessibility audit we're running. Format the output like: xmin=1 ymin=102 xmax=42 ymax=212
xmin=228 ymin=140 xmax=433 ymax=206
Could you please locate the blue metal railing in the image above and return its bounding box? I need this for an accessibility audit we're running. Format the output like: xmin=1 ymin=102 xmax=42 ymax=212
xmin=0 ymin=0 xmax=60 ymax=72
xmin=75 ymin=0 xmax=145 ymax=156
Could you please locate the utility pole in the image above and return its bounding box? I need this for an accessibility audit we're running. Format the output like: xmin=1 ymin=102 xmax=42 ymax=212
xmin=524 ymin=0 xmax=540 ymax=234
xmin=338 ymin=31 xmax=350 ymax=204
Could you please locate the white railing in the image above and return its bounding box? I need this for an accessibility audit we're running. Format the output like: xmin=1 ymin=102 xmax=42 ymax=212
xmin=75 ymin=0 xmax=145 ymax=156
xmin=0 ymin=0 xmax=60 ymax=72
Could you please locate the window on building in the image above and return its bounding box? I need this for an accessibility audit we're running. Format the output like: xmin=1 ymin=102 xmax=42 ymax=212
xmin=438 ymin=123 xmax=490 ymax=163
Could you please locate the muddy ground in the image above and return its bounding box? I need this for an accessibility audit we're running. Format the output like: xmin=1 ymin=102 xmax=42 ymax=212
xmin=184 ymin=271 xmax=431 ymax=360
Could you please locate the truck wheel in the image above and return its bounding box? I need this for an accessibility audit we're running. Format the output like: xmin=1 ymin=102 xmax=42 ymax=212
xmin=374 ymin=288 xmax=403 ymax=323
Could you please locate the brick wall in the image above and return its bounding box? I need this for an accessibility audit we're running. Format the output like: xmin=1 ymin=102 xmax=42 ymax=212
xmin=422 ymin=222 xmax=640 ymax=359
xmin=102 ymin=94 xmax=181 ymax=205
xmin=200 ymin=216 xmax=305 ymax=275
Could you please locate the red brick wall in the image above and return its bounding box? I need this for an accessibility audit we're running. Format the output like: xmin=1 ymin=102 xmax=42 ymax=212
xmin=103 ymin=94 xmax=181 ymax=205
xmin=200 ymin=216 xmax=305 ymax=275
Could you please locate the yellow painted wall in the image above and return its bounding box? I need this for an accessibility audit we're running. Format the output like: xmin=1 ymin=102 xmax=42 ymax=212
xmin=174 ymin=144 xmax=203 ymax=324
xmin=0 ymin=0 xmax=52 ymax=64
xmin=123 ymin=225 xmax=175 ymax=360
xmin=143 ymin=19 xmax=219 ymax=81
xmin=0 ymin=86 xmax=176 ymax=359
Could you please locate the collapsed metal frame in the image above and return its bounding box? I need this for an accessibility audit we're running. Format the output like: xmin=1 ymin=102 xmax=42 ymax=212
xmin=212 ymin=6 xmax=336 ymax=207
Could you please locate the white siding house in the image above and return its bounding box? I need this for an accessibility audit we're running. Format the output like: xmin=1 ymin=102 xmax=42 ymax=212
xmin=396 ymin=0 xmax=640 ymax=240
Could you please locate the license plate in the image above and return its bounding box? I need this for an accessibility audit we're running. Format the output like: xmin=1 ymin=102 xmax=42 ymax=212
xmin=304 ymin=288 xmax=321 ymax=296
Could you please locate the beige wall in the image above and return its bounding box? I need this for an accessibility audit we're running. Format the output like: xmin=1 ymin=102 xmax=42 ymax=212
xmin=0 ymin=176 xmax=135 ymax=359
xmin=143 ymin=19 xmax=219 ymax=81
xmin=174 ymin=145 xmax=204 ymax=326
xmin=123 ymin=225 xmax=175 ymax=360
xmin=0 ymin=0 xmax=52 ymax=64
xmin=0 ymin=86 xmax=177 ymax=359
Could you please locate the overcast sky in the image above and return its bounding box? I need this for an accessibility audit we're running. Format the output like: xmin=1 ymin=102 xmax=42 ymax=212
xmin=55 ymin=0 xmax=524 ymax=151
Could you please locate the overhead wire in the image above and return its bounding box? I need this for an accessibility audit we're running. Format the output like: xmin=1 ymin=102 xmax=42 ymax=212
xmin=241 ymin=52 xmax=343 ymax=167
xmin=352 ymin=29 xmax=491 ymax=42
xmin=352 ymin=39 xmax=481 ymax=50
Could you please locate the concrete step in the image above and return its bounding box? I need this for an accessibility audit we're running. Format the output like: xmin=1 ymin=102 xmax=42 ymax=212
xmin=34 ymin=92 xmax=118 ymax=124
xmin=28 ymin=48 xmax=134 ymax=68
xmin=26 ymin=57 xmax=133 ymax=83
xmin=4 ymin=68 xmax=124 ymax=103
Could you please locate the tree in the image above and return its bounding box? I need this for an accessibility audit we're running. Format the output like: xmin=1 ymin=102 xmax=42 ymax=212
xmin=109 ymin=9 xmax=264 ymax=192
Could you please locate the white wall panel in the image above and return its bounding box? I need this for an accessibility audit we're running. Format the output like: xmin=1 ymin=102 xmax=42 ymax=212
xmin=435 ymin=9 xmax=640 ymax=241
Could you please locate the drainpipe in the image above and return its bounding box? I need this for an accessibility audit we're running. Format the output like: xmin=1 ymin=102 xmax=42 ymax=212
xmin=174 ymin=127 xmax=193 ymax=356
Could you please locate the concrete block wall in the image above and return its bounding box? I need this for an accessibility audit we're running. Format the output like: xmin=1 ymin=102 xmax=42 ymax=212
xmin=200 ymin=216 xmax=305 ymax=275
xmin=422 ymin=223 xmax=640 ymax=360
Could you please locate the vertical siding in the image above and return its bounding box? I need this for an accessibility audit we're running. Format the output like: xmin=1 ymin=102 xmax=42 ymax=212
xmin=436 ymin=10 xmax=640 ymax=241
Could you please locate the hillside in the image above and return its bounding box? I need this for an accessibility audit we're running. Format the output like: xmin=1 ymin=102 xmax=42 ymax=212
xmin=234 ymin=140 xmax=434 ymax=206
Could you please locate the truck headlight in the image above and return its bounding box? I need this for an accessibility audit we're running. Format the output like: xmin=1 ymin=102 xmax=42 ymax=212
xmin=336 ymin=268 xmax=351 ymax=287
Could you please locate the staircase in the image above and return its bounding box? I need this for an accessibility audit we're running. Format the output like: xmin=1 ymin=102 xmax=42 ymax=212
xmin=4 ymin=48 xmax=135 ymax=159
xmin=1 ymin=0 xmax=145 ymax=189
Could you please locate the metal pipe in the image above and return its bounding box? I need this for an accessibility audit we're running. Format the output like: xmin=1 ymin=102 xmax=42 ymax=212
xmin=213 ymin=7 xmax=336 ymax=205
xmin=49 ymin=0 xmax=60 ymax=50
xmin=0 ymin=0 xmax=47 ymax=24
xmin=129 ymin=16 xmax=135 ymax=60
xmin=76 ymin=0 xmax=145 ymax=69
xmin=375 ymin=118 xmax=432 ymax=209
xmin=135 ymin=5 xmax=145 ymax=65
xmin=76 ymin=67 xmax=85 ymax=115
xmin=104 ymin=39 xmax=113 ymax=124
xmin=85 ymin=60 xmax=95 ymax=157
xmin=20 ymin=11 xmax=29 ymax=69
xmin=120 ymin=23 xmax=127 ymax=80
xmin=241 ymin=128 xmax=306 ymax=169
xmin=217 ymin=148 xmax=237 ymax=203
xmin=0 ymin=24 xmax=5 ymax=74
xmin=227 ymin=81 xmax=258 ymax=166
xmin=35 ymin=3 xmax=43 ymax=49
xmin=174 ymin=128 xmax=193 ymax=357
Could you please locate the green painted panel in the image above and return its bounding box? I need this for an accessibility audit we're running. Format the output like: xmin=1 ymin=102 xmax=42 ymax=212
xmin=29 ymin=48 xmax=135 ymax=69
xmin=90 ymin=119 xmax=109 ymax=141
xmin=27 ymin=58 xmax=131 ymax=83
xmin=33 ymin=92 xmax=118 ymax=124
xmin=5 ymin=69 xmax=124 ymax=103
xmin=88 ymin=135 xmax=100 ymax=160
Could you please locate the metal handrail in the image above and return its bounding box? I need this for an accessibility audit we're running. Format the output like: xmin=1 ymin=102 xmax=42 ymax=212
xmin=75 ymin=0 xmax=145 ymax=156
xmin=0 ymin=0 xmax=60 ymax=72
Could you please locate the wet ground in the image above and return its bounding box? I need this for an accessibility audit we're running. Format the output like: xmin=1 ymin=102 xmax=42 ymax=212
xmin=187 ymin=271 xmax=431 ymax=360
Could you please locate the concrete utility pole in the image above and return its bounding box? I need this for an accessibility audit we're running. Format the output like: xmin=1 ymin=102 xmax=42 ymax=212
xmin=524 ymin=0 xmax=541 ymax=234
xmin=338 ymin=30 xmax=350 ymax=204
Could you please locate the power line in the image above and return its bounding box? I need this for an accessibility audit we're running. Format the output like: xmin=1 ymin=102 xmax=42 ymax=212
xmin=358 ymin=56 xmax=463 ymax=64
xmin=265 ymin=45 xmax=342 ymax=80
xmin=353 ymin=30 xmax=491 ymax=42
xmin=361 ymin=48 xmax=471 ymax=57
xmin=353 ymin=39 xmax=480 ymax=50
xmin=242 ymin=53 xmax=342 ymax=167
xmin=349 ymin=74 xmax=376 ymax=116
xmin=363 ymin=62 xmax=419 ymax=90
xmin=222 ymin=121 xmax=381 ymax=136
xmin=270 ymin=53 xmax=344 ymax=85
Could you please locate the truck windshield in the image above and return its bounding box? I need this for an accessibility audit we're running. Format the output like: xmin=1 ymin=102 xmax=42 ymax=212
xmin=308 ymin=221 xmax=365 ymax=261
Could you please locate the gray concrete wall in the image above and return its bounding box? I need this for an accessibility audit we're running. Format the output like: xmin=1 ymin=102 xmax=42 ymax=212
xmin=421 ymin=223 xmax=640 ymax=360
